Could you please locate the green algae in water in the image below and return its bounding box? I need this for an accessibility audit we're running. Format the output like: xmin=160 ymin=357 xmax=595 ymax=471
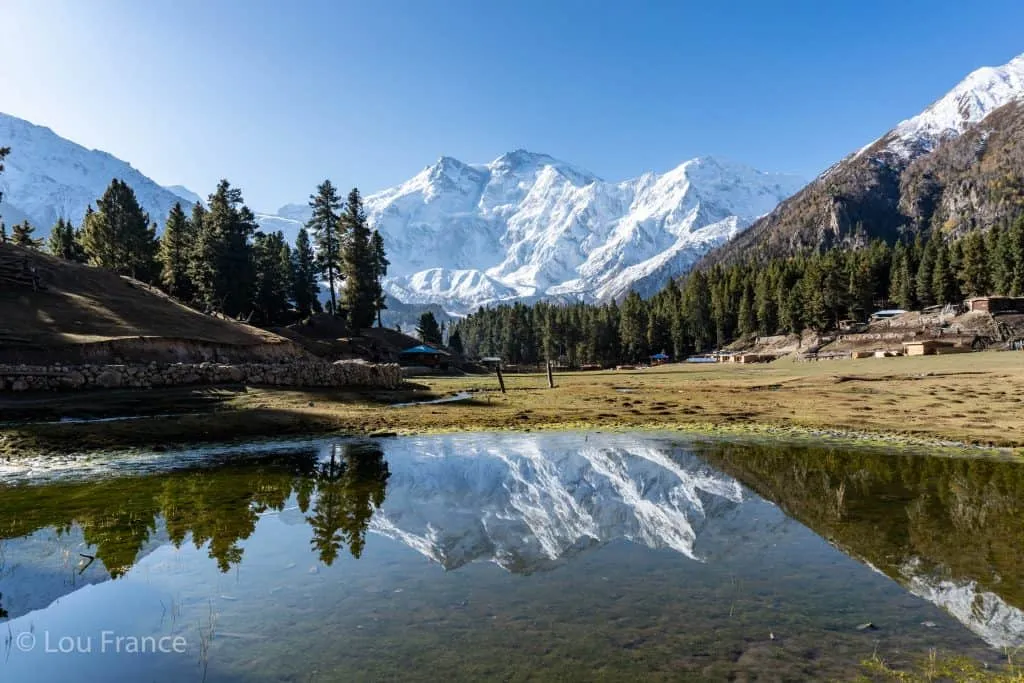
xmin=0 ymin=432 xmax=1021 ymax=681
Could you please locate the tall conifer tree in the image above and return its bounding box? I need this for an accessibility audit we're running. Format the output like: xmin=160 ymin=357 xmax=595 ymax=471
xmin=192 ymin=180 xmax=256 ymax=316
xmin=960 ymin=230 xmax=990 ymax=297
xmin=81 ymin=179 xmax=158 ymax=279
xmin=369 ymin=230 xmax=389 ymax=327
xmin=252 ymin=230 xmax=293 ymax=324
xmin=931 ymin=239 xmax=959 ymax=305
xmin=915 ymin=237 xmax=937 ymax=307
xmin=619 ymin=291 xmax=648 ymax=362
xmin=1008 ymin=216 xmax=1024 ymax=296
xmin=416 ymin=311 xmax=442 ymax=345
xmin=291 ymin=227 xmax=321 ymax=319
xmin=0 ymin=146 xmax=8 ymax=244
xmin=47 ymin=218 xmax=86 ymax=261
xmin=307 ymin=180 xmax=343 ymax=315
xmin=340 ymin=188 xmax=375 ymax=330
xmin=158 ymin=202 xmax=194 ymax=301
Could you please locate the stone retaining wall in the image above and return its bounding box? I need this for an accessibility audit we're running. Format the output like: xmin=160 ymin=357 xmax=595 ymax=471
xmin=0 ymin=360 xmax=402 ymax=392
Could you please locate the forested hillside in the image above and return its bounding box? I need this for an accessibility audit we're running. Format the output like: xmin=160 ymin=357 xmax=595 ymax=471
xmin=452 ymin=215 xmax=1024 ymax=365
xmin=1 ymin=157 xmax=390 ymax=334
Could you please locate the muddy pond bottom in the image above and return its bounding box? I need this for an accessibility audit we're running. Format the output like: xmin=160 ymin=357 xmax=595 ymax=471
xmin=1 ymin=432 xmax=1019 ymax=681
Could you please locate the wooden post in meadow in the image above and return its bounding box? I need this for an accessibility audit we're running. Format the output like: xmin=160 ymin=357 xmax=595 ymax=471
xmin=546 ymin=359 xmax=555 ymax=389
xmin=496 ymin=363 xmax=506 ymax=394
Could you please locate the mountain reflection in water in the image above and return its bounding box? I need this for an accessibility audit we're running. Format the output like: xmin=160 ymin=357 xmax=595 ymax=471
xmin=1 ymin=432 xmax=1022 ymax=680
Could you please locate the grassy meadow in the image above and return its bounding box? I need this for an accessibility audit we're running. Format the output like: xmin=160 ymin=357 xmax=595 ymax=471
xmin=2 ymin=351 xmax=1023 ymax=457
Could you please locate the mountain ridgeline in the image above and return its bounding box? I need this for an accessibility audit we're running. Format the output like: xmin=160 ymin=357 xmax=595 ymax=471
xmin=4 ymin=52 xmax=1024 ymax=342
xmin=702 ymin=54 xmax=1024 ymax=267
xmin=0 ymin=110 xmax=803 ymax=313
xmin=253 ymin=152 xmax=803 ymax=312
xmin=0 ymin=171 xmax=390 ymax=333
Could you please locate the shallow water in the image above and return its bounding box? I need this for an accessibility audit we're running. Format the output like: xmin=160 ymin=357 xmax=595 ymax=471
xmin=1 ymin=432 xmax=1021 ymax=681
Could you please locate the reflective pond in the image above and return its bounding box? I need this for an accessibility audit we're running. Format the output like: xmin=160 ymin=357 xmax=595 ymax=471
xmin=1 ymin=432 xmax=1022 ymax=681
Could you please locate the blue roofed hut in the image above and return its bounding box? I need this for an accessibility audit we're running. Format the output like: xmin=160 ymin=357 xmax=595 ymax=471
xmin=398 ymin=345 xmax=451 ymax=369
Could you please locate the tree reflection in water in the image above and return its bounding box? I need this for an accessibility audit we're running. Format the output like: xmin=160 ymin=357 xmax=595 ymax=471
xmin=697 ymin=441 xmax=1024 ymax=616
xmin=308 ymin=443 xmax=391 ymax=564
xmin=0 ymin=441 xmax=390 ymax=578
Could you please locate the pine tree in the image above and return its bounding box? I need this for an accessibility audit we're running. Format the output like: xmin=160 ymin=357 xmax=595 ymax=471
xmin=369 ymin=230 xmax=389 ymax=327
xmin=11 ymin=221 xmax=41 ymax=248
xmin=81 ymin=179 xmax=158 ymax=279
xmin=339 ymin=188 xmax=376 ymax=330
xmin=185 ymin=202 xmax=208 ymax=305
xmin=252 ymin=231 xmax=293 ymax=324
xmin=754 ymin=269 xmax=777 ymax=335
xmin=619 ymin=291 xmax=648 ymax=362
xmin=782 ymin=284 xmax=804 ymax=334
xmin=192 ymin=180 xmax=257 ymax=317
xmin=988 ymin=225 xmax=1012 ymax=294
xmin=416 ymin=311 xmax=442 ymax=345
xmin=291 ymin=227 xmax=321 ymax=319
xmin=959 ymin=230 xmax=990 ymax=297
xmin=888 ymin=243 xmax=916 ymax=309
xmin=47 ymin=218 xmax=86 ymax=261
xmin=737 ymin=279 xmax=756 ymax=336
xmin=846 ymin=252 xmax=874 ymax=320
xmin=645 ymin=305 xmax=672 ymax=357
xmin=158 ymin=202 xmax=194 ymax=300
xmin=1009 ymin=216 xmax=1024 ymax=296
xmin=307 ymin=180 xmax=343 ymax=315
xmin=448 ymin=328 xmax=464 ymax=354
xmin=801 ymin=259 xmax=830 ymax=332
xmin=930 ymin=239 xmax=959 ymax=305
xmin=0 ymin=147 xmax=8 ymax=244
xmin=915 ymin=237 xmax=937 ymax=308
xmin=683 ymin=270 xmax=714 ymax=351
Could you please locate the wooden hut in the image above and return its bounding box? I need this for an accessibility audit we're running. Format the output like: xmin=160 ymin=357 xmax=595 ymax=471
xmin=964 ymin=296 xmax=1024 ymax=314
xmin=902 ymin=340 xmax=972 ymax=356
xmin=398 ymin=345 xmax=450 ymax=369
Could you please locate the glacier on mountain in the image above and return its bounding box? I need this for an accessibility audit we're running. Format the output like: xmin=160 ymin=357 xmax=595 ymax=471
xmin=260 ymin=151 xmax=803 ymax=312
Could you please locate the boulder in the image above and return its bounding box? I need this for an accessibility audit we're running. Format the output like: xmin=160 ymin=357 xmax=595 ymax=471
xmin=60 ymin=371 xmax=87 ymax=389
xmin=95 ymin=369 xmax=123 ymax=388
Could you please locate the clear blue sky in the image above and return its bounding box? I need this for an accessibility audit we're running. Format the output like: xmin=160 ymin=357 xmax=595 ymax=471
xmin=2 ymin=0 xmax=1023 ymax=212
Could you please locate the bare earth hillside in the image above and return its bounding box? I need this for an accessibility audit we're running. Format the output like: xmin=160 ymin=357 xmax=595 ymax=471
xmin=0 ymin=243 xmax=305 ymax=363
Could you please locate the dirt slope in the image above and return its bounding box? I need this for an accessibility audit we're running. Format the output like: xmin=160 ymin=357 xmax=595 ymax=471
xmin=0 ymin=243 xmax=303 ymax=363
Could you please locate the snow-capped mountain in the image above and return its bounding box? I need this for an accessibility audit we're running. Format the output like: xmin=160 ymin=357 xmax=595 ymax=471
xmin=0 ymin=108 xmax=798 ymax=311
xmin=705 ymin=51 xmax=1024 ymax=266
xmin=365 ymin=432 xmax=746 ymax=573
xmin=163 ymin=184 xmax=203 ymax=206
xmin=0 ymin=112 xmax=195 ymax=231
xmin=260 ymin=151 xmax=802 ymax=312
xmin=901 ymin=559 xmax=1024 ymax=649
xmin=877 ymin=53 xmax=1024 ymax=159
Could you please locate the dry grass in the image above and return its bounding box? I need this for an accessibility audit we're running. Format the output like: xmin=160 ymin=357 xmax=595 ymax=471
xmin=0 ymin=242 xmax=284 ymax=348
xmin=3 ymin=351 xmax=1024 ymax=456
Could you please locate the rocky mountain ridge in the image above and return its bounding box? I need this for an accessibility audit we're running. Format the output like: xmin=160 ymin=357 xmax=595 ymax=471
xmin=702 ymin=52 xmax=1024 ymax=267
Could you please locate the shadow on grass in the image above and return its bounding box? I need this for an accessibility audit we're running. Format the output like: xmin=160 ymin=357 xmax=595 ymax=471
xmin=0 ymin=384 xmax=495 ymax=456
xmin=0 ymin=385 xmax=249 ymax=422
